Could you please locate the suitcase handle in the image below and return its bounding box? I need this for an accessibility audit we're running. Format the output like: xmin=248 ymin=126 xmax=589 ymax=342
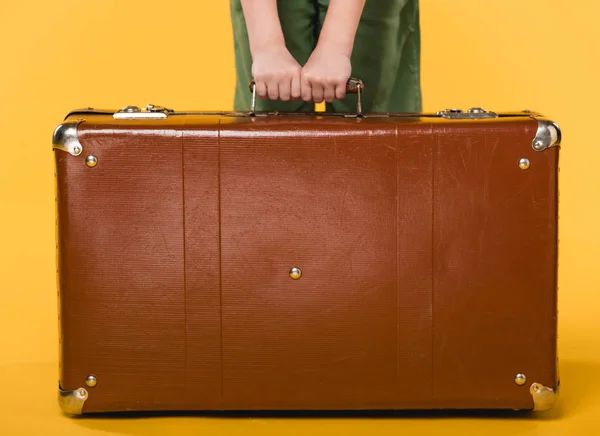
xmin=248 ymin=77 xmax=365 ymax=116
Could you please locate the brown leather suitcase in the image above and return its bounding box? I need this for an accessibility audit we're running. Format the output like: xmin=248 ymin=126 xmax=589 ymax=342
xmin=53 ymin=82 xmax=561 ymax=415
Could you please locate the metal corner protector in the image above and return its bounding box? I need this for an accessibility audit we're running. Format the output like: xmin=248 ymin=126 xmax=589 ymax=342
xmin=531 ymin=117 xmax=562 ymax=152
xmin=530 ymin=382 xmax=558 ymax=411
xmin=58 ymin=384 xmax=88 ymax=415
xmin=52 ymin=120 xmax=85 ymax=156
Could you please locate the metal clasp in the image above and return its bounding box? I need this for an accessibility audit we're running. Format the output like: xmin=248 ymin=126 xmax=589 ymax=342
xmin=113 ymin=104 xmax=172 ymax=119
xmin=436 ymin=108 xmax=498 ymax=119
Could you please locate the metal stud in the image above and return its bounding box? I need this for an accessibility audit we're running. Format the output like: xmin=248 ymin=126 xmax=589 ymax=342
xmin=85 ymin=375 xmax=97 ymax=388
xmin=515 ymin=373 xmax=527 ymax=386
xmin=289 ymin=267 xmax=302 ymax=280
xmin=85 ymin=155 xmax=98 ymax=168
xmin=468 ymin=107 xmax=486 ymax=114
xmin=72 ymin=146 xmax=82 ymax=156
xmin=518 ymin=158 xmax=531 ymax=170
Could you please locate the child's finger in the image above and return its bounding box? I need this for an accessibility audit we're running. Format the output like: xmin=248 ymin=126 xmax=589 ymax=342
xmin=335 ymin=83 xmax=346 ymax=101
xmin=301 ymin=78 xmax=312 ymax=102
xmin=311 ymin=83 xmax=324 ymax=103
xmin=324 ymin=83 xmax=335 ymax=103
xmin=291 ymin=77 xmax=301 ymax=100
xmin=256 ymin=81 xmax=268 ymax=99
xmin=279 ymin=79 xmax=292 ymax=102
xmin=267 ymin=81 xmax=279 ymax=100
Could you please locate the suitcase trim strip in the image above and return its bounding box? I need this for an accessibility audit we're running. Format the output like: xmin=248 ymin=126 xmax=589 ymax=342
xmin=52 ymin=111 xmax=563 ymax=156
xmin=61 ymin=107 xmax=542 ymax=121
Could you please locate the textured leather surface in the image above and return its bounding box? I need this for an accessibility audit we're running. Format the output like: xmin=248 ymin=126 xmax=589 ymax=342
xmin=55 ymin=113 xmax=558 ymax=412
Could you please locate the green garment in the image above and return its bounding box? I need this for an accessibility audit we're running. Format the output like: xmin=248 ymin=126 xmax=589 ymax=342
xmin=229 ymin=0 xmax=422 ymax=113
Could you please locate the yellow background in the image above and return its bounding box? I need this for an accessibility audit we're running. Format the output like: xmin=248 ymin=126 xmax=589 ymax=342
xmin=1 ymin=0 xmax=598 ymax=434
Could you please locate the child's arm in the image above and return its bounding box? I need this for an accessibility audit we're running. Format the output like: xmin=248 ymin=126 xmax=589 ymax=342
xmin=302 ymin=0 xmax=366 ymax=103
xmin=240 ymin=0 xmax=302 ymax=102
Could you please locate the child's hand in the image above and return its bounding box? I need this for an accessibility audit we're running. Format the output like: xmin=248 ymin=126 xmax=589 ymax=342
xmin=251 ymin=45 xmax=302 ymax=102
xmin=239 ymin=0 xmax=363 ymax=104
xmin=300 ymin=0 xmax=364 ymax=103
xmin=301 ymin=47 xmax=351 ymax=103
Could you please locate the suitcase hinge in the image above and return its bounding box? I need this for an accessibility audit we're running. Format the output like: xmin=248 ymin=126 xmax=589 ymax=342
xmin=436 ymin=108 xmax=499 ymax=119
xmin=113 ymin=104 xmax=172 ymax=119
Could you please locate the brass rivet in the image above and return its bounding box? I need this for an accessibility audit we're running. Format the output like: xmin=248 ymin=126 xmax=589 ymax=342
xmin=85 ymin=375 xmax=97 ymax=388
xmin=85 ymin=155 xmax=98 ymax=168
xmin=518 ymin=158 xmax=530 ymax=170
xmin=515 ymin=373 xmax=527 ymax=386
xmin=73 ymin=146 xmax=82 ymax=155
xmin=78 ymin=389 xmax=87 ymax=397
xmin=289 ymin=267 xmax=302 ymax=280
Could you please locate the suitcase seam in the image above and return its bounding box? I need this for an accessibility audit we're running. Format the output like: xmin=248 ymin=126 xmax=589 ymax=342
xmin=396 ymin=122 xmax=400 ymax=386
xmin=218 ymin=117 xmax=224 ymax=404
xmin=182 ymin=123 xmax=188 ymax=388
xmin=431 ymin=122 xmax=436 ymax=404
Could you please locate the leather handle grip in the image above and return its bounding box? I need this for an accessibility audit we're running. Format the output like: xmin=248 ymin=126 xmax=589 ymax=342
xmin=248 ymin=78 xmax=364 ymax=94
xmin=345 ymin=77 xmax=365 ymax=94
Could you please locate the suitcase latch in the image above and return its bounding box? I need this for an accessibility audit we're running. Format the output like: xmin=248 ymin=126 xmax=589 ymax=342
xmin=113 ymin=104 xmax=172 ymax=119
xmin=436 ymin=108 xmax=498 ymax=119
